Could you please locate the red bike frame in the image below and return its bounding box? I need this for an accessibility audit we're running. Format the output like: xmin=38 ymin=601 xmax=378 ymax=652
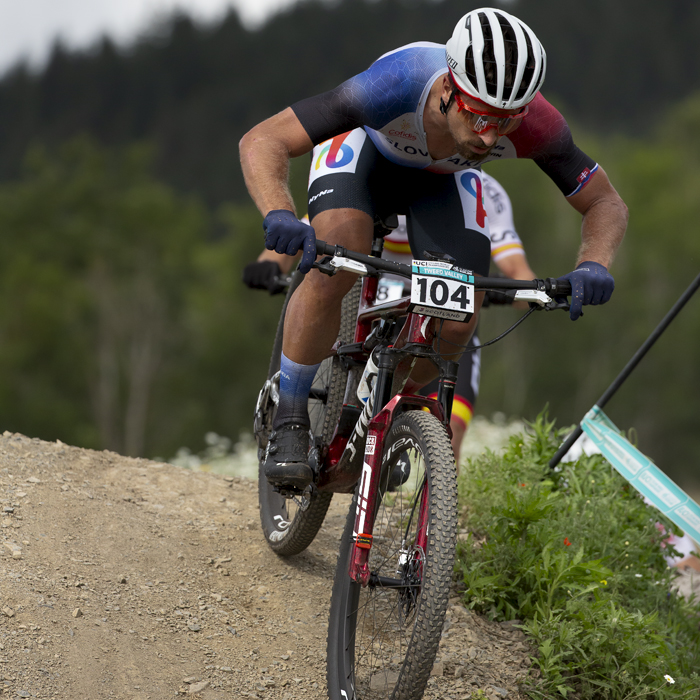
xmin=333 ymin=275 xmax=451 ymax=585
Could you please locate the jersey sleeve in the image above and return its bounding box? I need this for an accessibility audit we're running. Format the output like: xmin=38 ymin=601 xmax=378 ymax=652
xmin=291 ymin=46 xmax=435 ymax=145
xmin=508 ymin=94 xmax=598 ymax=197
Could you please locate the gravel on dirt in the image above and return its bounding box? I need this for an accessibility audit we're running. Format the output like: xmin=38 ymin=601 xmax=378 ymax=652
xmin=0 ymin=430 xmax=545 ymax=699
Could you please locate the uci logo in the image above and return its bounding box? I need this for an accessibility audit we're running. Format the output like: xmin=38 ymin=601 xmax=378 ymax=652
xmin=315 ymin=133 xmax=354 ymax=170
xmin=460 ymin=171 xmax=487 ymax=229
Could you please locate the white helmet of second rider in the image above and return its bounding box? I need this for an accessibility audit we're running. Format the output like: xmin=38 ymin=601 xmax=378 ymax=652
xmin=445 ymin=8 xmax=546 ymax=111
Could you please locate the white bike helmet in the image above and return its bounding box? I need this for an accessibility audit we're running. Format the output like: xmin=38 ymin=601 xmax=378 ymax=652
xmin=445 ymin=8 xmax=546 ymax=110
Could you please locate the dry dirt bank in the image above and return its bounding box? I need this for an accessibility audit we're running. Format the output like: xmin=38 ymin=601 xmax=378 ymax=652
xmin=0 ymin=432 xmax=536 ymax=700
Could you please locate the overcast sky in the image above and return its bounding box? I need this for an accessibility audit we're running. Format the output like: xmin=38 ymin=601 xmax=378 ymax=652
xmin=0 ymin=0 xmax=299 ymax=75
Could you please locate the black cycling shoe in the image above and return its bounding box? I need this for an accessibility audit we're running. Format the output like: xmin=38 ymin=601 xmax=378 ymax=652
xmin=387 ymin=454 xmax=411 ymax=491
xmin=264 ymin=424 xmax=314 ymax=490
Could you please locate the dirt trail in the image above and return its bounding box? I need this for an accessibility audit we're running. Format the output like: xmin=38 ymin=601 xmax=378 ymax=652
xmin=0 ymin=431 xmax=535 ymax=700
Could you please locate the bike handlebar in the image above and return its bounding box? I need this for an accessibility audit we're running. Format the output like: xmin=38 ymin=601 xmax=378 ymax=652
xmin=314 ymin=239 xmax=572 ymax=297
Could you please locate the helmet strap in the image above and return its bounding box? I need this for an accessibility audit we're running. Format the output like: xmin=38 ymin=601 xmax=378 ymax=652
xmin=440 ymin=90 xmax=457 ymax=116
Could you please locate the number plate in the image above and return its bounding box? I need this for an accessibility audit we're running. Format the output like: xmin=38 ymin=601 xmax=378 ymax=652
xmin=409 ymin=260 xmax=475 ymax=321
xmin=375 ymin=278 xmax=406 ymax=305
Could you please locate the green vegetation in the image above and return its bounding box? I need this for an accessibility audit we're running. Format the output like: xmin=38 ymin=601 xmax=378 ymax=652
xmin=0 ymin=138 xmax=282 ymax=457
xmin=457 ymin=414 xmax=700 ymax=699
xmin=0 ymin=0 xmax=697 ymax=494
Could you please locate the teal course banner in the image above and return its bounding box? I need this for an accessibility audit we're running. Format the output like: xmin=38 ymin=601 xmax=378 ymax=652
xmin=581 ymin=406 xmax=700 ymax=544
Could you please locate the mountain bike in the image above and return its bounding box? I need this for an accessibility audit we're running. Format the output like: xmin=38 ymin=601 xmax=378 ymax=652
xmin=253 ymin=237 xmax=570 ymax=700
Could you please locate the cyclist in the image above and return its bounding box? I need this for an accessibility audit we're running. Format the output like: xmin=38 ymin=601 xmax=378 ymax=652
xmin=243 ymin=172 xmax=537 ymax=466
xmin=239 ymin=7 xmax=628 ymax=489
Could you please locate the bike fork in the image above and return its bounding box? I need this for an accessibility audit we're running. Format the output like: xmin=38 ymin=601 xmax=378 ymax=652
xmin=349 ymin=349 xmax=395 ymax=586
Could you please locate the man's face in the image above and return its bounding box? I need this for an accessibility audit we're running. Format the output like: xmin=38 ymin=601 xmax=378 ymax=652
xmin=441 ymin=78 xmax=524 ymax=162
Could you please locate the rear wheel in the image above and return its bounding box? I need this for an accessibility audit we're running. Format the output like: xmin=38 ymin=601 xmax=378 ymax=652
xmin=326 ymin=410 xmax=457 ymax=700
xmin=256 ymin=273 xmax=361 ymax=556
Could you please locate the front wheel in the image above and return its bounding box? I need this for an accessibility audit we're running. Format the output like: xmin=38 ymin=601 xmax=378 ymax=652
xmin=326 ymin=410 xmax=458 ymax=700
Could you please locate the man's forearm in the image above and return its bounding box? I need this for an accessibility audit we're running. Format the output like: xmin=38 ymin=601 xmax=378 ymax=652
xmin=576 ymin=197 xmax=628 ymax=268
xmin=239 ymin=130 xmax=296 ymax=217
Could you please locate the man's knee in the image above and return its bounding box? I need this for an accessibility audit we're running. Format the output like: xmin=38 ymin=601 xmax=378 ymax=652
xmin=301 ymin=267 xmax=359 ymax=304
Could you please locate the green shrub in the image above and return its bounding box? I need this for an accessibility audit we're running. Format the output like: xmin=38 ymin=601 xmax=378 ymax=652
xmin=457 ymin=412 xmax=700 ymax=699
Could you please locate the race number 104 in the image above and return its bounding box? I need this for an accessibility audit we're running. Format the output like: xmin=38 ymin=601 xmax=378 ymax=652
xmin=409 ymin=260 xmax=475 ymax=322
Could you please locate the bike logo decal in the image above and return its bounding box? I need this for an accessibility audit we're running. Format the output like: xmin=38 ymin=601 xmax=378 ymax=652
xmin=365 ymin=435 xmax=377 ymax=455
xmin=354 ymin=460 xmax=373 ymax=537
xmin=459 ymin=171 xmax=487 ymax=229
xmin=269 ymin=515 xmax=291 ymax=542
xmin=383 ymin=436 xmax=418 ymax=464
xmin=315 ymin=133 xmax=354 ymax=170
xmin=272 ymin=515 xmax=290 ymax=530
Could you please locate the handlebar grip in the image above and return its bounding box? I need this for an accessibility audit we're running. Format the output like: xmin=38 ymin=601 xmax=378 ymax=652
xmin=315 ymin=240 xmax=339 ymax=257
xmin=548 ymin=279 xmax=572 ymax=296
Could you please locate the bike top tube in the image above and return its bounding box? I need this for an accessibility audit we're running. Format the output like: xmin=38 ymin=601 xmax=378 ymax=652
xmin=314 ymin=239 xmax=572 ymax=297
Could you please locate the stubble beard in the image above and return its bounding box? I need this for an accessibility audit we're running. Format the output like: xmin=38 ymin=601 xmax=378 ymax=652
xmin=447 ymin=115 xmax=494 ymax=163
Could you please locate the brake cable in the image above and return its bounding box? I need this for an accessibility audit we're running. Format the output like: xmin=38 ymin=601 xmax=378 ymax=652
xmin=434 ymin=306 xmax=538 ymax=355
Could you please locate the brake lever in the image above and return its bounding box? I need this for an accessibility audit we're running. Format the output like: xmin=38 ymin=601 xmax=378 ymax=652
xmin=539 ymin=299 xmax=570 ymax=312
xmin=312 ymin=255 xmax=337 ymax=276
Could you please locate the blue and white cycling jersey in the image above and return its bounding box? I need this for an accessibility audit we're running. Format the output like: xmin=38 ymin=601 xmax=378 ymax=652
xmin=292 ymin=42 xmax=597 ymax=196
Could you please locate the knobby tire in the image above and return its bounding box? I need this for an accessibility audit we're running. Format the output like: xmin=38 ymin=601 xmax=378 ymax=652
xmin=326 ymin=410 xmax=458 ymax=700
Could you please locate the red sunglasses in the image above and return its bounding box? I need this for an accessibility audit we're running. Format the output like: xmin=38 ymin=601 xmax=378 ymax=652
xmin=453 ymin=92 xmax=528 ymax=135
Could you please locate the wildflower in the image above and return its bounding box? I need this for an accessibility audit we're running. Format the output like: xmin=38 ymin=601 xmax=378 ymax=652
xmin=664 ymin=675 xmax=675 ymax=684
xmin=564 ymin=537 xmax=571 ymax=546
xmin=635 ymin=574 xmax=642 ymax=578
xmin=625 ymin=541 xmax=629 ymax=545
xmin=520 ymin=483 xmax=526 ymax=487
xmin=600 ymin=580 xmax=607 ymax=585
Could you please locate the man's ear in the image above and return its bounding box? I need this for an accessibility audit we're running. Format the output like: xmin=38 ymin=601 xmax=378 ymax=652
xmin=441 ymin=74 xmax=453 ymax=98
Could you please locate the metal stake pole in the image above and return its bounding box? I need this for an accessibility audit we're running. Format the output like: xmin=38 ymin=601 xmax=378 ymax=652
xmin=549 ymin=272 xmax=700 ymax=470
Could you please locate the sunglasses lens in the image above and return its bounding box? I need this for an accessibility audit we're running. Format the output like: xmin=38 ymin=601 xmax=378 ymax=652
xmin=497 ymin=118 xmax=519 ymax=135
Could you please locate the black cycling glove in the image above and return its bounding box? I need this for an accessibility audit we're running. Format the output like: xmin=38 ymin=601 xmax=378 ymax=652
xmin=242 ymin=260 xmax=284 ymax=294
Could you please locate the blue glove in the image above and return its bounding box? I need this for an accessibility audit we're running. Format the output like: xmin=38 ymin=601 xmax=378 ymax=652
xmin=558 ymin=261 xmax=615 ymax=321
xmin=262 ymin=210 xmax=316 ymax=274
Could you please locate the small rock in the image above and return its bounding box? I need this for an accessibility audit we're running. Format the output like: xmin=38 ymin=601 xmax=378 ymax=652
xmin=188 ymin=680 xmax=210 ymax=694
xmin=2 ymin=606 xmax=15 ymax=618
xmin=431 ymin=662 xmax=444 ymax=677
xmin=183 ymin=677 xmax=197 ymax=684
xmin=3 ymin=506 xmax=14 ymax=513
xmin=16 ymin=691 xmax=31 ymax=698
xmin=187 ymin=623 xmax=201 ymax=632
xmin=219 ymin=667 xmax=233 ymax=673
xmin=72 ymin=608 xmax=83 ymax=618
xmin=118 ymin=576 xmax=127 ymax=584
xmin=26 ymin=477 xmax=41 ymax=484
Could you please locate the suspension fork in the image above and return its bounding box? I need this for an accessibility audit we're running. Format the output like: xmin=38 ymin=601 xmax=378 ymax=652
xmin=348 ymin=348 xmax=449 ymax=585
xmin=349 ymin=348 xmax=395 ymax=586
